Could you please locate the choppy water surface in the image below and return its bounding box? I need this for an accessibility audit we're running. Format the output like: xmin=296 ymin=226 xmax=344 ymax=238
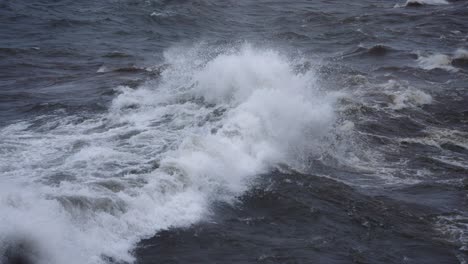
xmin=0 ymin=0 xmax=467 ymax=264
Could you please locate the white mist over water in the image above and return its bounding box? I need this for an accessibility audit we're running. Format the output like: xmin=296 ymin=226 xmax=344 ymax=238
xmin=0 ymin=45 xmax=337 ymax=264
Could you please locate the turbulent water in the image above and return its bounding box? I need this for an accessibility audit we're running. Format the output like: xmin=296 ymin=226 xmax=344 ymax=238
xmin=0 ymin=0 xmax=467 ymax=264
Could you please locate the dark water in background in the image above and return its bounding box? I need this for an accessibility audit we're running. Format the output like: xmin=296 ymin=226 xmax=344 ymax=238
xmin=1 ymin=0 xmax=468 ymax=263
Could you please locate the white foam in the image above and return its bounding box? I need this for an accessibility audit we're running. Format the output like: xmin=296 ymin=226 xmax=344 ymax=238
xmin=97 ymin=66 xmax=109 ymax=73
xmin=417 ymin=54 xmax=457 ymax=72
xmin=391 ymin=89 xmax=432 ymax=109
xmin=398 ymin=128 xmax=468 ymax=150
xmin=454 ymin=48 xmax=468 ymax=60
xmin=435 ymin=214 xmax=468 ymax=251
xmin=376 ymin=80 xmax=433 ymax=109
xmin=0 ymin=44 xmax=337 ymax=264
xmin=416 ymin=49 xmax=468 ymax=72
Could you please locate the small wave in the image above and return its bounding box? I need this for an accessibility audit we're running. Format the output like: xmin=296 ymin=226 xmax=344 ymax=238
xmin=366 ymin=44 xmax=394 ymax=56
xmin=435 ymin=214 xmax=468 ymax=251
xmin=96 ymin=65 xmax=165 ymax=75
xmin=102 ymin=52 xmax=132 ymax=58
xmin=343 ymin=44 xmax=396 ymax=58
xmin=396 ymin=0 xmax=449 ymax=7
xmin=416 ymin=49 xmax=468 ymax=72
xmin=398 ymin=128 xmax=468 ymax=150
xmin=274 ymin=32 xmax=310 ymax=41
xmin=417 ymin=54 xmax=456 ymax=71
xmin=97 ymin=66 xmax=145 ymax=73
xmin=96 ymin=65 xmax=109 ymax=73
xmin=0 ymin=47 xmax=40 ymax=56
xmin=47 ymin=18 xmax=94 ymax=28
xmin=452 ymin=49 xmax=468 ymax=67
xmin=374 ymin=80 xmax=433 ymax=109
xmin=390 ymin=89 xmax=432 ymax=110
xmin=432 ymin=157 xmax=468 ymax=171
xmin=150 ymin=11 xmax=177 ymax=18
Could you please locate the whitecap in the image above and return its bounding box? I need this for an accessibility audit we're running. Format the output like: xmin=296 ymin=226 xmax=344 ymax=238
xmin=390 ymin=89 xmax=433 ymax=109
xmin=417 ymin=54 xmax=457 ymax=72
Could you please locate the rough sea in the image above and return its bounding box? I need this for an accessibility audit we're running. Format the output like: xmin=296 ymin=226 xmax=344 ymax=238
xmin=0 ymin=0 xmax=467 ymax=263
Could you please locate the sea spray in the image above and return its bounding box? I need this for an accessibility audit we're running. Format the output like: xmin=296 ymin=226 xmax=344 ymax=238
xmin=0 ymin=44 xmax=337 ymax=264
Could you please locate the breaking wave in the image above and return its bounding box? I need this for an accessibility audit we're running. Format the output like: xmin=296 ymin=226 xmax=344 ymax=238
xmin=416 ymin=49 xmax=468 ymax=72
xmin=0 ymin=44 xmax=338 ymax=264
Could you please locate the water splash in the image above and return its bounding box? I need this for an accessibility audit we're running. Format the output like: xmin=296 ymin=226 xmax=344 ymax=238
xmin=0 ymin=44 xmax=337 ymax=264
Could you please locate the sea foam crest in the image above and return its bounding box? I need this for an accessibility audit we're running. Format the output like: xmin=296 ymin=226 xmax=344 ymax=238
xmin=0 ymin=44 xmax=336 ymax=264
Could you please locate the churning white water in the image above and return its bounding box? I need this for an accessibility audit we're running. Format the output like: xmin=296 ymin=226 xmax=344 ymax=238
xmin=0 ymin=45 xmax=337 ymax=264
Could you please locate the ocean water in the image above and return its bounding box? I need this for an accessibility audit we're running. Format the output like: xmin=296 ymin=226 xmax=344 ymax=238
xmin=0 ymin=0 xmax=467 ymax=264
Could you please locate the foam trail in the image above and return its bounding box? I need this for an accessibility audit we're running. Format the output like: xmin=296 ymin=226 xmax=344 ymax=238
xmin=0 ymin=44 xmax=336 ymax=264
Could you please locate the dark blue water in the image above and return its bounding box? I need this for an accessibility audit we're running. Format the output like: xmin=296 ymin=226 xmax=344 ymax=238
xmin=1 ymin=0 xmax=467 ymax=264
